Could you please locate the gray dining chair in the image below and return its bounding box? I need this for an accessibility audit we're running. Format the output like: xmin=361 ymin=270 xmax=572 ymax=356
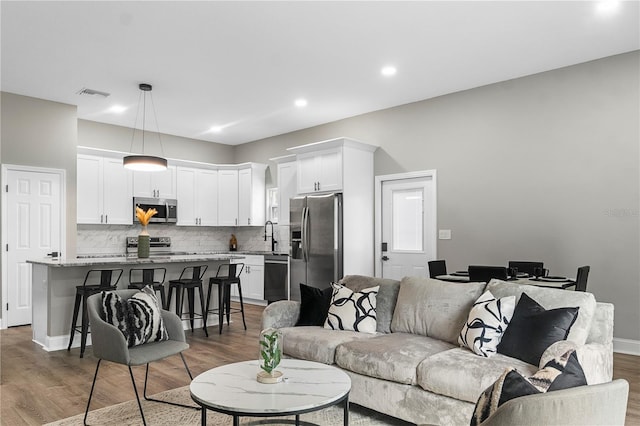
xmin=428 ymin=260 xmax=447 ymax=278
xmin=84 ymin=290 xmax=198 ymax=426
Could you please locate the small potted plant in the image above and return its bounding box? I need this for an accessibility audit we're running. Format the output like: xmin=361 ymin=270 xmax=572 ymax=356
xmin=135 ymin=206 xmax=157 ymax=258
xmin=257 ymin=328 xmax=283 ymax=383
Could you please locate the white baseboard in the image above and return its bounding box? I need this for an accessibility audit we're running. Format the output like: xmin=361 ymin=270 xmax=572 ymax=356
xmin=613 ymin=337 xmax=640 ymax=356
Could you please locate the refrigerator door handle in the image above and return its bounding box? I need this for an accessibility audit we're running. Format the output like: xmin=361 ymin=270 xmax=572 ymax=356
xmin=302 ymin=206 xmax=309 ymax=262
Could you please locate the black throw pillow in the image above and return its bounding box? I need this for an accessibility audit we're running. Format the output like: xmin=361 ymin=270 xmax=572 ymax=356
xmin=497 ymin=292 xmax=579 ymax=366
xmin=470 ymin=350 xmax=587 ymax=426
xmin=295 ymin=283 xmax=333 ymax=326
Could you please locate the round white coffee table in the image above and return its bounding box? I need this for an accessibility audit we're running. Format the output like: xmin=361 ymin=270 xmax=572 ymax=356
xmin=190 ymin=359 xmax=351 ymax=426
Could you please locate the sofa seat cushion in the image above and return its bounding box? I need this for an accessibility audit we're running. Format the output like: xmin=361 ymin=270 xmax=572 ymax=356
xmin=391 ymin=276 xmax=487 ymax=345
xmin=335 ymin=333 xmax=455 ymax=385
xmin=486 ymin=280 xmax=596 ymax=346
xmin=279 ymin=326 xmax=377 ymax=365
xmin=417 ymin=347 xmax=539 ymax=403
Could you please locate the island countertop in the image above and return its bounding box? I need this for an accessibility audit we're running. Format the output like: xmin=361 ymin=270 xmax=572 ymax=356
xmin=27 ymin=253 xmax=246 ymax=267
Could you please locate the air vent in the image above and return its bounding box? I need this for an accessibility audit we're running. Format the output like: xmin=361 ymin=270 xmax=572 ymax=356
xmin=76 ymin=88 xmax=110 ymax=97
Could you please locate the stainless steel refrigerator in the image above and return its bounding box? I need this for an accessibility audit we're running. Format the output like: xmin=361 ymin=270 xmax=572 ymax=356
xmin=289 ymin=193 xmax=343 ymax=301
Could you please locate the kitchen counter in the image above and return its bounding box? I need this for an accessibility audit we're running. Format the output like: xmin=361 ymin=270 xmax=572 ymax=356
xmin=28 ymin=254 xmax=245 ymax=352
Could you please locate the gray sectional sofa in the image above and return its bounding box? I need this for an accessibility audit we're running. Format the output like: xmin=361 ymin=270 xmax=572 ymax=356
xmin=261 ymin=275 xmax=614 ymax=425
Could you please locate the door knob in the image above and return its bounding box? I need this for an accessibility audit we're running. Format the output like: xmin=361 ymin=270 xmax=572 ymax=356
xmin=381 ymin=256 xmax=389 ymax=261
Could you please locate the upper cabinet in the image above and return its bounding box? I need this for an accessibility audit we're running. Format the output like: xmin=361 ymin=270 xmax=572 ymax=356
xmin=133 ymin=166 xmax=176 ymax=198
xmin=238 ymin=164 xmax=267 ymax=226
xmin=271 ymin=155 xmax=297 ymax=225
xmin=77 ymin=153 xmax=132 ymax=225
xmin=218 ymin=169 xmax=239 ymax=226
xmin=176 ymin=166 xmax=218 ymax=226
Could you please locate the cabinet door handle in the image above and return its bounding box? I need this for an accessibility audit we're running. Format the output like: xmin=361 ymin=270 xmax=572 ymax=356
xmin=100 ymin=214 xmax=103 ymax=223
xmin=317 ymin=182 xmax=320 ymax=191
xmin=105 ymin=215 xmax=108 ymax=223
xmin=248 ymin=218 xmax=251 ymax=225
xmin=235 ymin=218 xmax=238 ymax=226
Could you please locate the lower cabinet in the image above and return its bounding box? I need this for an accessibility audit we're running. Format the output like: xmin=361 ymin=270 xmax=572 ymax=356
xmin=231 ymin=255 xmax=264 ymax=302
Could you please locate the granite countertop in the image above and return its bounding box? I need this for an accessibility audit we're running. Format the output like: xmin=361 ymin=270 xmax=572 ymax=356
xmin=27 ymin=253 xmax=247 ymax=267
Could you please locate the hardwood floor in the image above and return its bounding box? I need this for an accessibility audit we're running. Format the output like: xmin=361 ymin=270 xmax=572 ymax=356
xmin=1 ymin=303 xmax=638 ymax=425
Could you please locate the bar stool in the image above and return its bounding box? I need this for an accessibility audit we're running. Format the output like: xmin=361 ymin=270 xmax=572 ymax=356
xmin=205 ymin=263 xmax=246 ymax=334
xmin=167 ymin=265 xmax=209 ymax=337
xmin=67 ymin=268 xmax=123 ymax=358
xmin=128 ymin=267 xmax=167 ymax=309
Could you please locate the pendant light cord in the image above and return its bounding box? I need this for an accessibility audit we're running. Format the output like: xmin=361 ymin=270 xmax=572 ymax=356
xmin=127 ymin=85 xmax=165 ymax=157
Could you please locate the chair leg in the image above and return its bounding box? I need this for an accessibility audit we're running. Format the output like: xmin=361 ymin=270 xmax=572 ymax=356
xmin=176 ymin=285 xmax=184 ymax=318
xmin=225 ymin=285 xmax=231 ymax=325
xmin=218 ymin=283 xmax=224 ymax=334
xmin=167 ymin=285 xmax=174 ymax=313
xmin=157 ymin=285 xmax=167 ymax=310
xmin=142 ymin=358 xmax=200 ymax=410
xmin=197 ymin=283 xmax=208 ymax=337
xmin=68 ymin=292 xmax=81 ymax=351
xmin=236 ymin=282 xmax=247 ymax=330
xmin=187 ymin=287 xmax=195 ymax=332
xmin=128 ymin=366 xmax=147 ymax=426
xmin=83 ymin=359 xmax=102 ymax=426
xmin=80 ymin=295 xmax=90 ymax=358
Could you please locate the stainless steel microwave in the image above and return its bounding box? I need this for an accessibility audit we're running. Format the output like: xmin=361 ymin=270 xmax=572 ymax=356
xmin=133 ymin=197 xmax=178 ymax=223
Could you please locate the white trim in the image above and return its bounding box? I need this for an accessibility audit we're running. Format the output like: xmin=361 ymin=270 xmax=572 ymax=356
xmin=374 ymin=170 xmax=438 ymax=278
xmin=1 ymin=164 xmax=67 ymax=330
xmin=613 ymin=337 xmax=640 ymax=356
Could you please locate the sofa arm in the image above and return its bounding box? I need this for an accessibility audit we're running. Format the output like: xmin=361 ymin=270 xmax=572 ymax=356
xmin=478 ymin=379 xmax=629 ymax=426
xmin=539 ymin=340 xmax=613 ymax=384
xmin=162 ymin=309 xmax=186 ymax=343
xmin=261 ymin=300 xmax=301 ymax=330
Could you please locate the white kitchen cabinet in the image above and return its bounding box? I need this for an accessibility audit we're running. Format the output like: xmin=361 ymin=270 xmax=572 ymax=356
xmin=231 ymin=255 xmax=264 ymax=302
xmin=133 ymin=165 xmax=176 ymax=198
xmin=218 ymin=169 xmax=239 ymax=226
xmin=295 ymin=148 xmax=342 ymax=194
xmin=176 ymin=166 xmax=218 ymax=226
xmin=272 ymin=156 xmax=297 ymax=225
xmin=77 ymin=154 xmax=132 ymax=224
xmin=238 ymin=164 xmax=267 ymax=226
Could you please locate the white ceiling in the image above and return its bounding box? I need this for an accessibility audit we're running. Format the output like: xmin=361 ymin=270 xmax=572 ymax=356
xmin=1 ymin=1 xmax=638 ymax=146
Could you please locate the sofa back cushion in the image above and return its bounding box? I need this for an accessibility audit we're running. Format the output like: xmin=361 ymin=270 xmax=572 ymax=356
xmin=486 ymin=280 xmax=596 ymax=346
xmin=390 ymin=276 xmax=486 ymax=344
xmin=338 ymin=275 xmax=400 ymax=333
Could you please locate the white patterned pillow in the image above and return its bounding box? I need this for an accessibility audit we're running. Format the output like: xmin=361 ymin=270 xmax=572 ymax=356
xmin=102 ymin=286 xmax=168 ymax=347
xmin=459 ymin=290 xmax=516 ymax=357
xmin=324 ymin=283 xmax=379 ymax=334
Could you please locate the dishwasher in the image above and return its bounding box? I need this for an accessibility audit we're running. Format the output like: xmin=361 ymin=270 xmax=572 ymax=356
xmin=264 ymin=253 xmax=289 ymax=303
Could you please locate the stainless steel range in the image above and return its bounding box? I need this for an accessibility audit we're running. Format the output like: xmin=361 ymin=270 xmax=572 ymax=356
xmin=126 ymin=236 xmax=177 ymax=256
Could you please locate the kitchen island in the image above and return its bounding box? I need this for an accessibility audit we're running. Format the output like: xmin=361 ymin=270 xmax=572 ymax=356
xmin=27 ymin=254 xmax=244 ymax=352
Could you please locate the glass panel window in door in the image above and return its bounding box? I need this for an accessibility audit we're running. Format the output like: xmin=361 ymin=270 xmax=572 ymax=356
xmin=392 ymin=189 xmax=423 ymax=251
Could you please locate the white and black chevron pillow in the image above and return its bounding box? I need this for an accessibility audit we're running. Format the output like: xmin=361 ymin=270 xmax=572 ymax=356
xmin=459 ymin=290 xmax=516 ymax=357
xmin=102 ymin=286 xmax=168 ymax=347
xmin=324 ymin=283 xmax=379 ymax=334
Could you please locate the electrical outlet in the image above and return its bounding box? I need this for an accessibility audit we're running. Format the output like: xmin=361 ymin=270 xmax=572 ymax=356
xmin=438 ymin=229 xmax=452 ymax=240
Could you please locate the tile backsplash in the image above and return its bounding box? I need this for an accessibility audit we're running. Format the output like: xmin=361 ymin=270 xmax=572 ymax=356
xmin=77 ymin=224 xmax=290 ymax=255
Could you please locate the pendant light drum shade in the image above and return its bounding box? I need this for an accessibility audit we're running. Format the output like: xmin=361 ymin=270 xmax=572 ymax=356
xmin=123 ymin=83 xmax=168 ymax=172
xmin=123 ymin=155 xmax=168 ymax=171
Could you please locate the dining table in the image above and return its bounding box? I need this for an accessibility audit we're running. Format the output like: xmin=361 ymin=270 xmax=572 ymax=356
xmin=435 ymin=272 xmax=577 ymax=289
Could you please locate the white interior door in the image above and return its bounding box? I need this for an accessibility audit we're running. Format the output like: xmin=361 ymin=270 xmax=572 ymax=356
xmin=379 ymin=175 xmax=436 ymax=280
xmin=6 ymin=170 xmax=61 ymax=326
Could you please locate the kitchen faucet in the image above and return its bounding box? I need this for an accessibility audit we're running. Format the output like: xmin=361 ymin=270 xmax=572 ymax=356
xmin=264 ymin=220 xmax=277 ymax=252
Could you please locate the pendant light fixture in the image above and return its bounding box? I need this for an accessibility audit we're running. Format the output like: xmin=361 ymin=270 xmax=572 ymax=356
xmin=123 ymin=83 xmax=168 ymax=172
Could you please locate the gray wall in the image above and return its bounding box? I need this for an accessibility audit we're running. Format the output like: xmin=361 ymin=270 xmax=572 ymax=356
xmin=235 ymin=52 xmax=640 ymax=342
xmin=78 ymin=120 xmax=235 ymax=164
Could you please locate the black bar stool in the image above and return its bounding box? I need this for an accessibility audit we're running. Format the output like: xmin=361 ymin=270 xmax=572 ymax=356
xmin=167 ymin=265 xmax=209 ymax=337
xmin=205 ymin=263 xmax=246 ymax=334
xmin=67 ymin=268 xmax=123 ymax=358
xmin=128 ymin=267 xmax=167 ymax=309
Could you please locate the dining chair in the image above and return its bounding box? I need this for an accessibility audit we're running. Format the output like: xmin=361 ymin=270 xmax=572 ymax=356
xmin=84 ymin=290 xmax=198 ymax=425
xmin=574 ymin=266 xmax=590 ymax=292
xmin=428 ymin=260 xmax=447 ymax=278
xmin=128 ymin=267 xmax=167 ymax=309
xmin=167 ymin=265 xmax=209 ymax=337
xmin=67 ymin=268 xmax=123 ymax=358
xmin=468 ymin=265 xmax=508 ymax=283
xmin=507 ymin=261 xmax=544 ymax=276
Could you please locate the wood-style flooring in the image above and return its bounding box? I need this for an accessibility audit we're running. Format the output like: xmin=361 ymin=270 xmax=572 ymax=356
xmin=1 ymin=303 xmax=638 ymax=425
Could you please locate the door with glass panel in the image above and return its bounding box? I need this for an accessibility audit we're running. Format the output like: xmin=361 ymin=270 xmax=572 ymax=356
xmin=380 ymin=176 xmax=436 ymax=280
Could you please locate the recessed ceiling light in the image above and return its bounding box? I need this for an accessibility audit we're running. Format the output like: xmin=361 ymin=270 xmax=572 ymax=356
xmin=209 ymin=126 xmax=223 ymax=133
xmin=596 ymin=1 xmax=620 ymax=14
xmin=381 ymin=66 xmax=397 ymax=77
xmin=294 ymin=99 xmax=308 ymax=108
xmin=107 ymin=105 xmax=127 ymax=114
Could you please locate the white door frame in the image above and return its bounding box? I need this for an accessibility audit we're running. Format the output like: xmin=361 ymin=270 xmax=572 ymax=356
xmin=1 ymin=164 xmax=67 ymax=329
xmin=374 ymin=170 xmax=437 ymax=278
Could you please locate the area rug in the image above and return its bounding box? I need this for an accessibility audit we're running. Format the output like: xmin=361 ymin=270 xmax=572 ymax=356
xmin=46 ymin=385 xmax=410 ymax=425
